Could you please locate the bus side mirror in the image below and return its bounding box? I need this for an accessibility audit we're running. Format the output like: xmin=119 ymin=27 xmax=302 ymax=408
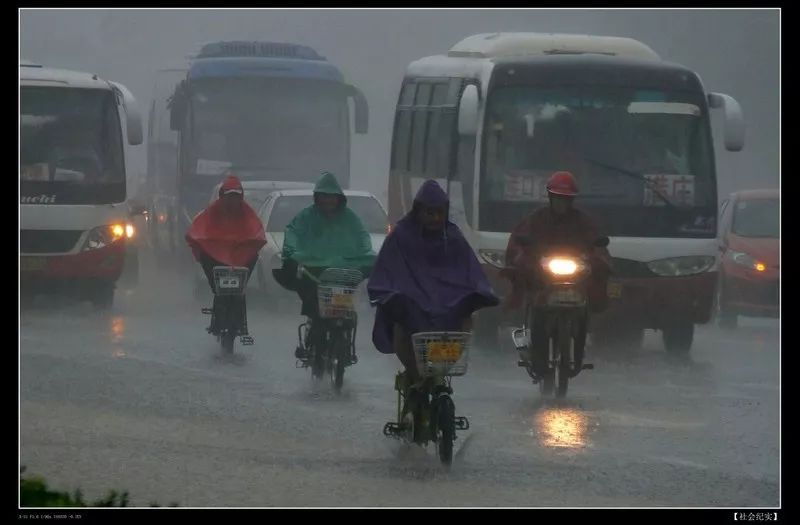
xmin=109 ymin=82 xmax=143 ymax=146
xmin=348 ymin=85 xmax=369 ymax=134
xmin=169 ymin=82 xmax=187 ymax=132
xmin=169 ymin=99 xmax=185 ymax=132
xmin=708 ymin=92 xmax=745 ymax=152
xmin=458 ymin=84 xmax=480 ymax=136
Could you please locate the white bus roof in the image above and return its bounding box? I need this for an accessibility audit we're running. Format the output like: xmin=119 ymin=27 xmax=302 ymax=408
xmin=447 ymin=32 xmax=660 ymax=61
xmin=20 ymin=64 xmax=112 ymax=90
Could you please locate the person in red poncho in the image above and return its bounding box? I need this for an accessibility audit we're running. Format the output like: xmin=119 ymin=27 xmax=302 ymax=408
xmin=185 ymin=174 xmax=267 ymax=292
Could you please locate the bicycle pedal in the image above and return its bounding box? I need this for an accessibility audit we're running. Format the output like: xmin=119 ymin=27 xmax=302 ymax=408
xmin=201 ymin=308 xmax=213 ymax=315
xmin=582 ymin=363 xmax=595 ymax=370
xmin=240 ymin=336 xmax=254 ymax=346
xmin=454 ymin=416 xmax=470 ymax=430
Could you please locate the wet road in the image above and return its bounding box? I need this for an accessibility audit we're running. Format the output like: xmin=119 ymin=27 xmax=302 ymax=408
xmin=20 ymin=260 xmax=779 ymax=507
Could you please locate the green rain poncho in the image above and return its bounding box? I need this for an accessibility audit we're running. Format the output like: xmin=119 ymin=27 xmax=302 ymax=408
xmin=282 ymin=172 xmax=376 ymax=269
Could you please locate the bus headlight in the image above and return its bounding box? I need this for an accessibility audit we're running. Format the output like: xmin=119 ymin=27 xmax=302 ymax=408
xmin=83 ymin=224 xmax=127 ymax=251
xmin=646 ymin=256 xmax=715 ymax=276
xmin=478 ymin=249 xmax=506 ymax=268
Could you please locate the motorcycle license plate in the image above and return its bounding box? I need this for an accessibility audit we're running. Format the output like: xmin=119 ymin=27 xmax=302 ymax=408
xmin=607 ymin=282 xmax=623 ymax=299
xmin=218 ymin=276 xmax=240 ymax=289
xmin=548 ymin=289 xmax=583 ymax=305
xmin=331 ymin=292 xmax=354 ymax=307
xmin=21 ymin=257 xmax=47 ymax=272
xmin=427 ymin=341 xmax=463 ymax=362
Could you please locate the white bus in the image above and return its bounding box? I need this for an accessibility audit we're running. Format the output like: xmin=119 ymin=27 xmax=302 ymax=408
xmin=20 ymin=61 xmax=143 ymax=308
xmin=387 ymin=33 xmax=745 ymax=353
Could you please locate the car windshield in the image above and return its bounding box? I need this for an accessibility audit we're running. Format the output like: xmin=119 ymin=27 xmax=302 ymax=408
xmin=242 ymin=189 xmax=273 ymax=212
xmin=732 ymin=198 xmax=778 ymax=238
xmin=268 ymin=195 xmax=387 ymax=234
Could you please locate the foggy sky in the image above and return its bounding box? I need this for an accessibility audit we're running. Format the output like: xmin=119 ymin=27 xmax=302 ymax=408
xmin=20 ymin=8 xmax=779 ymax=201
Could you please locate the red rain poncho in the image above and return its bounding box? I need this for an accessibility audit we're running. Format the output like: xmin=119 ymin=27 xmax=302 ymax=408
xmin=185 ymin=176 xmax=267 ymax=266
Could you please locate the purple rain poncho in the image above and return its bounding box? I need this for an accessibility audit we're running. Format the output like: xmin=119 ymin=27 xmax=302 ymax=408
xmin=368 ymin=180 xmax=499 ymax=354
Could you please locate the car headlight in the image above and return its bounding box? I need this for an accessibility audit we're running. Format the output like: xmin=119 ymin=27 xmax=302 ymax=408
xmin=646 ymin=256 xmax=715 ymax=276
xmin=82 ymin=224 xmax=127 ymax=251
xmin=730 ymin=251 xmax=767 ymax=272
xmin=125 ymin=224 xmax=135 ymax=239
xmin=478 ymin=249 xmax=506 ymax=269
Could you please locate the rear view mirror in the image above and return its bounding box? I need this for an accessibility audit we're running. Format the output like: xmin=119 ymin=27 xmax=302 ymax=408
xmin=347 ymin=85 xmax=369 ymax=134
xmin=458 ymin=84 xmax=480 ymax=136
xmin=109 ymin=82 xmax=143 ymax=146
xmin=708 ymin=92 xmax=745 ymax=152
xmin=169 ymin=82 xmax=187 ymax=132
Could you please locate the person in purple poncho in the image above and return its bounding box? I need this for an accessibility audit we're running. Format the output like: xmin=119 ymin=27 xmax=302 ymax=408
xmin=368 ymin=180 xmax=500 ymax=384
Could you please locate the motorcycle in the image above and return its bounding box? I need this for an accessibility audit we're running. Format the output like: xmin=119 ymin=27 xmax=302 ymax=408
xmin=383 ymin=331 xmax=472 ymax=466
xmin=510 ymin=237 xmax=608 ymax=398
xmin=202 ymin=265 xmax=254 ymax=354
xmin=295 ymin=266 xmax=364 ymax=391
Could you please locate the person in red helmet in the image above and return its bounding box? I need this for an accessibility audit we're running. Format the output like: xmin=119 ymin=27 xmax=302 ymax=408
xmin=186 ymin=174 xmax=267 ymax=293
xmin=501 ymin=171 xmax=611 ymax=313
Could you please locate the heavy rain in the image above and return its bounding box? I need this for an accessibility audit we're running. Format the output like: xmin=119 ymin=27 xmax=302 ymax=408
xmin=20 ymin=8 xmax=779 ymax=508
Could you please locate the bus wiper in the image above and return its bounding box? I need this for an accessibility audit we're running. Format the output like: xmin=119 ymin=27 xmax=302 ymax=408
xmin=582 ymin=157 xmax=675 ymax=208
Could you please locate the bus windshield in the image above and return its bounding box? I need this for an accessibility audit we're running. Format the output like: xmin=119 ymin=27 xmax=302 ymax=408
xmin=188 ymin=77 xmax=349 ymax=181
xmin=479 ymin=86 xmax=716 ymax=237
xmin=21 ymin=87 xmax=125 ymax=204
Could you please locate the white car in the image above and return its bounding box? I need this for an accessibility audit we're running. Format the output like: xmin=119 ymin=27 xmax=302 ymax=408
xmin=207 ymin=180 xmax=316 ymax=212
xmin=252 ymin=189 xmax=389 ymax=297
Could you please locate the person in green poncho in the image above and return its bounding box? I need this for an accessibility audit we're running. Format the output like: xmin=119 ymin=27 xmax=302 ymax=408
xmin=272 ymin=171 xmax=376 ymax=359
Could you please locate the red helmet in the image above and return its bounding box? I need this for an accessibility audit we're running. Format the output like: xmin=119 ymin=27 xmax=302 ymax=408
xmin=546 ymin=171 xmax=578 ymax=197
xmin=219 ymin=174 xmax=244 ymax=198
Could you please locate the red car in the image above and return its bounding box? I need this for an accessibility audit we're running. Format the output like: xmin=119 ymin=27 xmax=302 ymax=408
xmin=717 ymin=189 xmax=779 ymax=328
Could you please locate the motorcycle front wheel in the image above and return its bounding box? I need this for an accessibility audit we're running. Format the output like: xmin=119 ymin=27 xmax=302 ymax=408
xmin=555 ymin=317 xmax=571 ymax=398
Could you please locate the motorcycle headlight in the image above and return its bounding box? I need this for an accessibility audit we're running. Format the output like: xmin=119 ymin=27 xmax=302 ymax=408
xmin=730 ymin=251 xmax=767 ymax=272
xmin=479 ymin=249 xmax=506 ymax=269
xmin=646 ymin=256 xmax=715 ymax=276
xmin=82 ymin=224 xmax=127 ymax=251
xmin=541 ymin=256 xmax=587 ymax=276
